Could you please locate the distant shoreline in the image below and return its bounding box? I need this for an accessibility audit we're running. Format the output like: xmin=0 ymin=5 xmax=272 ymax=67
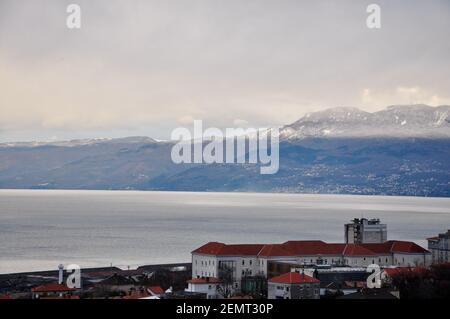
xmin=0 ymin=262 xmax=191 ymax=277
xmin=1 ymin=188 xmax=449 ymax=199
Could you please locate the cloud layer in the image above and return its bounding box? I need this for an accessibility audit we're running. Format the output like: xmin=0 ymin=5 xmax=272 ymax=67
xmin=0 ymin=0 xmax=449 ymax=141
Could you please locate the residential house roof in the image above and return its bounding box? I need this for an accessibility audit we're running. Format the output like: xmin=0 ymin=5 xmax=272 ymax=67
xmin=147 ymin=286 xmax=165 ymax=295
xmin=269 ymin=272 xmax=320 ymax=284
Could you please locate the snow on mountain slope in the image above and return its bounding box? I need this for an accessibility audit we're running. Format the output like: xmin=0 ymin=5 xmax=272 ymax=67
xmin=281 ymin=104 xmax=450 ymax=139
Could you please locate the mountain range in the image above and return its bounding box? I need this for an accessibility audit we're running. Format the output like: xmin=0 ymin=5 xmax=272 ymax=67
xmin=281 ymin=104 xmax=450 ymax=139
xmin=1 ymin=104 xmax=449 ymax=196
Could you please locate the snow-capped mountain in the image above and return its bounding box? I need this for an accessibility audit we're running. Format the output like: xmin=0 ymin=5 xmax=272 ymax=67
xmin=281 ymin=104 xmax=450 ymax=139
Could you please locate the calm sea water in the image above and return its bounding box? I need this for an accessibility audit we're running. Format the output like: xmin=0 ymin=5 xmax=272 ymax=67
xmin=0 ymin=190 xmax=449 ymax=274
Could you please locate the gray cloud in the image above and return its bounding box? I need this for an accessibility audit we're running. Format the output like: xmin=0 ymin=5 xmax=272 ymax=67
xmin=0 ymin=0 xmax=449 ymax=141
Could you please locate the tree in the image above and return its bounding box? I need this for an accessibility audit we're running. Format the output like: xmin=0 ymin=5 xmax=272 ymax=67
xmin=390 ymin=263 xmax=450 ymax=299
xmin=217 ymin=262 xmax=235 ymax=298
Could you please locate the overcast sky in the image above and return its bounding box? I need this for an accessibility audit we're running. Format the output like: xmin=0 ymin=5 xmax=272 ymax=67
xmin=1 ymin=0 xmax=449 ymax=142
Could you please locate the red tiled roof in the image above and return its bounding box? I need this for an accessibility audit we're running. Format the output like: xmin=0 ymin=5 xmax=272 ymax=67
xmin=283 ymin=241 xmax=345 ymax=255
xmin=147 ymin=286 xmax=165 ymax=295
xmin=188 ymin=277 xmax=222 ymax=284
xmin=193 ymin=240 xmax=429 ymax=257
xmin=383 ymin=267 xmax=427 ymax=277
xmin=426 ymin=236 xmax=439 ymax=241
xmin=220 ymin=244 xmax=265 ymax=256
xmin=359 ymin=242 xmax=391 ymax=254
xmin=192 ymin=242 xmax=226 ymax=255
xmin=387 ymin=240 xmax=429 ymax=254
xmin=343 ymin=244 xmax=377 ymax=256
xmin=269 ymin=272 xmax=320 ymax=284
xmin=193 ymin=242 xmax=264 ymax=256
xmin=32 ymin=283 xmax=77 ymax=293
xmin=258 ymin=244 xmax=295 ymax=257
xmin=360 ymin=241 xmax=429 ymax=254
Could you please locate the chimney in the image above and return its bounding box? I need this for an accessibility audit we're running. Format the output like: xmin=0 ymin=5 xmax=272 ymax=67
xmin=58 ymin=264 xmax=64 ymax=284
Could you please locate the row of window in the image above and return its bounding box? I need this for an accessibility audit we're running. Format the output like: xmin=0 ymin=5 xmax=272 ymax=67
xmin=195 ymin=271 xmax=216 ymax=277
xmin=195 ymin=259 xmax=216 ymax=267
xmin=196 ymin=255 xmax=410 ymax=272
xmin=301 ymin=257 xmax=391 ymax=265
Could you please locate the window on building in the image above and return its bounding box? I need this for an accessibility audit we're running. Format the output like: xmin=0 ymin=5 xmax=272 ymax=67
xmin=250 ymin=260 xmax=252 ymax=266
xmin=242 ymin=260 xmax=245 ymax=266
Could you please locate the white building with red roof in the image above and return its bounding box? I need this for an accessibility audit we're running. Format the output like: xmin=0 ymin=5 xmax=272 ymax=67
xmin=191 ymin=240 xmax=430 ymax=292
xmin=268 ymin=271 xmax=320 ymax=299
